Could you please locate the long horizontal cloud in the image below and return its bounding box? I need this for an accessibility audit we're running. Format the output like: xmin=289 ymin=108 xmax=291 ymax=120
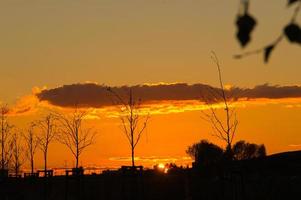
xmin=36 ymin=83 xmax=301 ymax=108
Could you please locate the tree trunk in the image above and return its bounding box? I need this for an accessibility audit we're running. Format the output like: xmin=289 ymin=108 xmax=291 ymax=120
xmin=131 ymin=146 xmax=135 ymax=167
xmin=76 ymin=139 xmax=79 ymax=169
xmin=76 ymin=154 xmax=79 ymax=169
xmin=31 ymin=157 xmax=34 ymax=173
xmin=15 ymin=165 xmax=18 ymax=177
xmin=1 ymin=117 xmax=4 ymax=170
xmin=225 ymin=144 xmax=233 ymax=161
xmin=44 ymin=151 xmax=47 ymax=174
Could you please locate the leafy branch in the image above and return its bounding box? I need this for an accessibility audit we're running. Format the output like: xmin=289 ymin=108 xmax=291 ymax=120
xmin=234 ymin=0 xmax=301 ymax=63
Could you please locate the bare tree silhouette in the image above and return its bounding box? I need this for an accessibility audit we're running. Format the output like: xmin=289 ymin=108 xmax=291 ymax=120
xmin=108 ymin=88 xmax=150 ymax=167
xmin=0 ymin=105 xmax=13 ymax=171
xmin=35 ymin=114 xmax=57 ymax=173
xmin=11 ymin=131 xmax=25 ymax=177
xmin=23 ymin=123 xmax=39 ymax=174
xmin=56 ymin=109 xmax=97 ymax=169
xmin=202 ymin=53 xmax=238 ymax=158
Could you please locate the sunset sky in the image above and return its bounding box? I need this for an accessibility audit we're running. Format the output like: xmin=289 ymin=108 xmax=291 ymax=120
xmin=1 ymin=0 xmax=301 ymax=170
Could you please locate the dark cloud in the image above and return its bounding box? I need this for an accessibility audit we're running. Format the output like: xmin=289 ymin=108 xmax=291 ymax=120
xmin=36 ymin=83 xmax=301 ymax=108
xmin=238 ymin=84 xmax=301 ymax=99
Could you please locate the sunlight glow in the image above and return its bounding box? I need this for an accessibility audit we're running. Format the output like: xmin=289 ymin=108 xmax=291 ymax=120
xmin=158 ymin=163 xmax=165 ymax=169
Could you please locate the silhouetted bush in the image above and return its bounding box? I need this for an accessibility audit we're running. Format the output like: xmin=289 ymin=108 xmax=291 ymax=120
xmin=186 ymin=140 xmax=224 ymax=167
xmin=233 ymin=140 xmax=266 ymax=160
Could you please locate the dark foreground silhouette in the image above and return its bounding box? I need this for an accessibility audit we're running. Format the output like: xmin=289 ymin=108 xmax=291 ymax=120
xmin=1 ymin=151 xmax=301 ymax=200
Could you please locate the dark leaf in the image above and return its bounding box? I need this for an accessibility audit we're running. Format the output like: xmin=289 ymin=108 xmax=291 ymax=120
xmin=236 ymin=31 xmax=250 ymax=47
xmin=264 ymin=45 xmax=275 ymax=63
xmin=288 ymin=0 xmax=299 ymax=6
xmin=236 ymin=14 xmax=257 ymax=47
xmin=284 ymin=23 xmax=301 ymax=44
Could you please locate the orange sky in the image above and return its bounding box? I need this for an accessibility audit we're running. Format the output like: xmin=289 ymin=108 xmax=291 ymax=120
xmin=6 ymin=94 xmax=301 ymax=170
xmin=0 ymin=0 xmax=301 ymax=170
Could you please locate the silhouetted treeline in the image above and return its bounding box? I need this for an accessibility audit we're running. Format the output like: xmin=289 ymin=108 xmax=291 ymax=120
xmin=186 ymin=140 xmax=266 ymax=169
xmin=1 ymin=150 xmax=301 ymax=200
